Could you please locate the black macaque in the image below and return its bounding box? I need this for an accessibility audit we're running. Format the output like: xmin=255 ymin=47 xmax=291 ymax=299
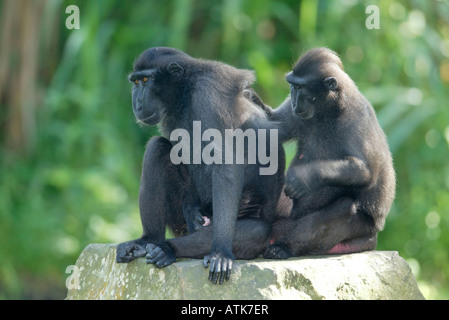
xmin=264 ymin=47 xmax=396 ymax=259
xmin=116 ymin=47 xmax=285 ymax=284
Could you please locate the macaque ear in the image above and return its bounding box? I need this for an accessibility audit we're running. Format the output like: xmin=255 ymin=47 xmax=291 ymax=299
xmin=167 ymin=62 xmax=184 ymax=77
xmin=323 ymin=77 xmax=338 ymax=90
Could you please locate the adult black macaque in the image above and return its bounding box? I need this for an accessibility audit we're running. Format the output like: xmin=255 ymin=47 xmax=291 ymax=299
xmin=264 ymin=47 xmax=396 ymax=259
xmin=116 ymin=47 xmax=285 ymax=284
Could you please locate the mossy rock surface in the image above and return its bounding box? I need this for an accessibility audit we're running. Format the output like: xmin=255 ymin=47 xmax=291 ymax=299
xmin=66 ymin=244 xmax=424 ymax=300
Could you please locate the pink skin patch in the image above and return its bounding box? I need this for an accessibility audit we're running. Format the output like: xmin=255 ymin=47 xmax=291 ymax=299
xmin=202 ymin=216 xmax=211 ymax=227
xmin=327 ymin=242 xmax=357 ymax=254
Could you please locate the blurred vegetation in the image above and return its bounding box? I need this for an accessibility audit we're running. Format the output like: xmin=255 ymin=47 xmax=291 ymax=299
xmin=0 ymin=0 xmax=448 ymax=299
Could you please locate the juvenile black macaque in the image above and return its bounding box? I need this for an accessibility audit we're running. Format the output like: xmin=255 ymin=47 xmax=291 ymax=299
xmin=264 ymin=47 xmax=396 ymax=259
xmin=116 ymin=47 xmax=285 ymax=284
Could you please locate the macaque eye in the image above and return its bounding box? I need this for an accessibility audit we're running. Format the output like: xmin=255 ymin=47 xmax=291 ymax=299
xmin=323 ymin=77 xmax=338 ymax=90
xmin=143 ymin=77 xmax=148 ymax=82
xmin=134 ymin=79 xmax=139 ymax=84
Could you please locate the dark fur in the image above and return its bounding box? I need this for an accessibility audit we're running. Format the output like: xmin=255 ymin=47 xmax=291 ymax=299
xmin=264 ymin=48 xmax=395 ymax=258
xmin=116 ymin=47 xmax=285 ymax=284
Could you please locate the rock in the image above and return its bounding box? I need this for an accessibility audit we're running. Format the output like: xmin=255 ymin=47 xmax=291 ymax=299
xmin=66 ymin=243 xmax=424 ymax=300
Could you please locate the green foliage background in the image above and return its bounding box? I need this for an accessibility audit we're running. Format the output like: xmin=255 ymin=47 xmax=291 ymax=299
xmin=1 ymin=0 xmax=448 ymax=299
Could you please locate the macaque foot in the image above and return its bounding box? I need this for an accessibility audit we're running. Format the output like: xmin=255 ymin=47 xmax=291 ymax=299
xmin=263 ymin=243 xmax=292 ymax=260
xmin=116 ymin=238 xmax=148 ymax=263
xmin=145 ymin=242 xmax=176 ymax=268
